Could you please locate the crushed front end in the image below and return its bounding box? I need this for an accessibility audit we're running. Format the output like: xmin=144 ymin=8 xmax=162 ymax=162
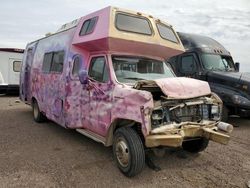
xmin=134 ymin=78 xmax=233 ymax=149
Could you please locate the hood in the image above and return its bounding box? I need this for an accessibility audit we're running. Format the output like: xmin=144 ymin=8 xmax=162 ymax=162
xmin=134 ymin=77 xmax=211 ymax=99
xmin=207 ymin=71 xmax=250 ymax=85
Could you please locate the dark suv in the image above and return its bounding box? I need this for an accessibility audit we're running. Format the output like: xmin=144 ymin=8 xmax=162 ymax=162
xmin=168 ymin=32 xmax=250 ymax=121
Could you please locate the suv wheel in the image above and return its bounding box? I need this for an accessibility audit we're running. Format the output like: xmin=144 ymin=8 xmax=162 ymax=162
xmin=113 ymin=127 xmax=145 ymax=177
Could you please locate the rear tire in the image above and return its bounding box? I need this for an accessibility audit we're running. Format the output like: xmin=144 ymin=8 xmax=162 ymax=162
xmin=113 ymin=127 xmax=145 ymax=177
xmin=182 ymin=138 xmax=209 ymax=153
xmin=32 ymin=99 xmax=46 ymax=123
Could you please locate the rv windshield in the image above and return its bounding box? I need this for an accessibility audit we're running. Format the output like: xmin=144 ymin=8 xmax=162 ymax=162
xmin=112 ymin=56 xmax=175 ymax=83
xmin=201 ymin=54 xmax=235 ymax=71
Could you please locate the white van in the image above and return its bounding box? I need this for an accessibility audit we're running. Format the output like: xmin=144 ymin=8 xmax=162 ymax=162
xmin=0 ymin=48 xmax=24 ymax=94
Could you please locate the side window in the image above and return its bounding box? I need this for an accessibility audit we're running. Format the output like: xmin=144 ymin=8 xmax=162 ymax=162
xmin=51 ymin=51 xmax=64 ymax=73
xmin=42 ymin=52 xmax=53 ymax=73
xmin=79 ymin=17 xmax=98 ymax=36
xmin=72 ymin=56 xmax=81 ymax=76
xmin=89 ymin=57 xmax=109 ymax=83
xmin=180 ymin=55 xmax=197 ymax=73
xmin=13 ymin=61 xmax=21 ymax=72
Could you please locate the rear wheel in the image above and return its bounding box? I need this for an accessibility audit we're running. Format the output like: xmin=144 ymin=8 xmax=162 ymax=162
xmin=32 ymin=99 xmax=46 ymax=123
xmin=113 ymin=127 xmax=145 ymax=177
xmin=182 ymin=138 xmax=209 ymax=153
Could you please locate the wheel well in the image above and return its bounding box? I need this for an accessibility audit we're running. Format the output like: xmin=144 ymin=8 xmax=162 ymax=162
xmin=105 ymin=119 xmax=144 ymax=147
xmin=31 ymin=97 xmax=36 ymax=104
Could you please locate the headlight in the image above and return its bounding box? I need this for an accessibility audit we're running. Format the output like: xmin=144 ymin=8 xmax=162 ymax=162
xmin=210 ymin=104 xmax=220 ymax=120
xmin=151 ymin=109 xmax=163 ymax=120
xmin=231 ymin=95 xmax=250 ymax=105
xmin=211 ymin=105 xmax=219 ymax=114
xmin=151 ymin=108 xmax=170 ymax=129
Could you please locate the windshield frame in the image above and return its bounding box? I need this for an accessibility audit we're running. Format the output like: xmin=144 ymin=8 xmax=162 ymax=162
xmin=111 ymin=55 xmax=176 ymax=85
xmin=200 ymin=53 xmax=236 ymax=72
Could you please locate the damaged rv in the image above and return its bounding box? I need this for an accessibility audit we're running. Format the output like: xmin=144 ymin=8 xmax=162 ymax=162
xmin=20 ymin=7 xmax=232 ymax=177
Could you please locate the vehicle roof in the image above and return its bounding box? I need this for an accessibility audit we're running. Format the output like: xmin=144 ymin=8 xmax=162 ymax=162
xmin=27 ymin=6 xmax=185 ymax=60
xmin=177 ymin=32 xmax=231 ymax=56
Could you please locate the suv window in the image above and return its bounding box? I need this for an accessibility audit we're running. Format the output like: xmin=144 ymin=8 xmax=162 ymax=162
xmin=89 ymin=57 xmax=109 ymax=83
xmin=79 ymin=17 xmax=98 ymax=36
xmin=180 ymin=55 xmax=196 ymax=73
xmin=116 ymin=13 xmax=152 ymax=35
xmin=51 ymin=51 xmax=64 ymax=73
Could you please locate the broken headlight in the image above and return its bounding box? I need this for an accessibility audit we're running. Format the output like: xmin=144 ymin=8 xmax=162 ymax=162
xmin=210 ymin=105 xmax=220 ymax=120
xmin=151 ymin=108 xmax=170 ymax=129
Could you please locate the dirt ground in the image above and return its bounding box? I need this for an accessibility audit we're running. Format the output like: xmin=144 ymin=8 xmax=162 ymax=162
xmin=0 ymin=96 xmax=249 ymax=188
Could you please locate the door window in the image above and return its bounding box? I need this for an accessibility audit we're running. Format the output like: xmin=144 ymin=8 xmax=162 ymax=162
xmin=88 ymin=57 xmax=109 ymax=83
xmin=180 ymin=55 xmax=197 ymax=73
xmin=72 ymin=56 xmax=81 ymax=76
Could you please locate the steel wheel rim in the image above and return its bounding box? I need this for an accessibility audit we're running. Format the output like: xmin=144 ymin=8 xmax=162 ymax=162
xmin=115 ymin=138 xmax=129 ymax=167
xmin=33 ymin=103 xmax=39 ymax=119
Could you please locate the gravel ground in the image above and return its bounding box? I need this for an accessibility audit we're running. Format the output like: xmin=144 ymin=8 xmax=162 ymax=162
xmin=0 ymin=96 xmax=249 ymax=188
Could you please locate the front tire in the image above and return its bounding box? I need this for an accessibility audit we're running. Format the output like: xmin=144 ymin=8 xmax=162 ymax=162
xmin=113 ymin=127 xmax=145 ymax=177
xmin=32 ymin=99 xmax=46 ymax=123
xmin=182 ymin=138 xmax=209 ymax=153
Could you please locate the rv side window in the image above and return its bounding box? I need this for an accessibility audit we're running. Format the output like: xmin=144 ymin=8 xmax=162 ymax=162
xmin=42 ymin=53 xmax=53 ymax=73
xmin=13 ymin=61 xmax=21 ymax=72
xmin=51 ymin=51 xmax=64 ymax=73
xmin=89 ymin=57 xmax=109 ymax=83
xmin=79 ymin=17 xmax=98 ymax=36
xmin=72 ymin=56 xmax=81 ymax=76
xmin=180 ymin=55 xmax=196 ymax=73
xmin=156 ymin=23 xmax=178 ymax=43
xmin=115 ymin=13 xmax=152 ymax=35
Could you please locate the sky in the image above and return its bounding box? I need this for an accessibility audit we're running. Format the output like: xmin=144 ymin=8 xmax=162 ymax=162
xmin=0 ymin=0 xmax=250 ymax=71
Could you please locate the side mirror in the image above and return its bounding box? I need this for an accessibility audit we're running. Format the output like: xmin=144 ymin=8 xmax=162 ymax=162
xmin=78 ymin=70 xmax=88 ymax=84
xmin=235 ymin=62 xmax=240 ymax=72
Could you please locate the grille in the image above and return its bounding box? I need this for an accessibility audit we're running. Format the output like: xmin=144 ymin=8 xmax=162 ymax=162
xmin=170 ymin=104 xmax=204 ymax=123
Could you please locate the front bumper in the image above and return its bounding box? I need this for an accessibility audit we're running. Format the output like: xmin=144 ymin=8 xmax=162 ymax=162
xmin=145 ymin=123 xmax=230 ymax=148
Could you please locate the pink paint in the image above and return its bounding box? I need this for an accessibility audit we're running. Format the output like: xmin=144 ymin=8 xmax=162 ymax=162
xmin=19 ymin=6 xmax=213 ymax=145
xmin=155 ymin=77 xmax=211 ymax=99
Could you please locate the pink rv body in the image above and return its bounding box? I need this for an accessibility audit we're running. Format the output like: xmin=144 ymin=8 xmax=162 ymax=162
xmin=20 ymin=6 xmax=231 ymax=177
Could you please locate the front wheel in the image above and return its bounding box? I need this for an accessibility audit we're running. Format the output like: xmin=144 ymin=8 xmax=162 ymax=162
xmin=182 ymin=138 xmax=209 ymax=153
xmin=113 ymin=127 xmax=145 ymax=177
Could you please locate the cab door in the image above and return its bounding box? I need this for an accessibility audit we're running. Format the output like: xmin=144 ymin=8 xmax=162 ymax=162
xmin=178 ymin=53 xmax=199 ymax=79
xmin=81 ymin=55 xmax=113 ymax=137
xmin=64 ymin=55 xmax=83 ymax=129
